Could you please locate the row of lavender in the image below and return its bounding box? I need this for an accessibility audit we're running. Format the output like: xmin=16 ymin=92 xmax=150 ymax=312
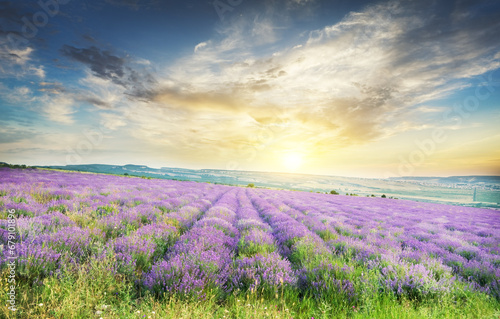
xmin=251 ymin=188 xmax=500 ymax=297
xmin=0 ymin=169 xmax=231 ymax=283
xmin=0 ymin=168 xmax=499 ymax=302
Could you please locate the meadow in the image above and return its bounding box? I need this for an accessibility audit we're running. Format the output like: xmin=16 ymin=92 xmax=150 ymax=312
xmin=0 ymin=168 xmax=499 ymax=318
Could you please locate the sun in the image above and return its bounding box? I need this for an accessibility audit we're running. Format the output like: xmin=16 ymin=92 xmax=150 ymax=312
xmin=283 ymin=152 xmax=303 ymax=171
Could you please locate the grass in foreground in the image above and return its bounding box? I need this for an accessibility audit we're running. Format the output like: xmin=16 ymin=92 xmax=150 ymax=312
xmin=1 ymin=256 xmax=498 ymax=319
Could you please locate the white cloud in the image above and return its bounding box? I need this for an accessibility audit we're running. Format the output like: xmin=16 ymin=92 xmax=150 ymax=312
xmin=2 ymin=86 xmax=35 ymax=104
xmin=4 ymin=47 xmax=33 ymax=65
xmin=0 ymin=84 xmax=76 ymax=124
xmin=251 ymin=17 xmax=277 ymax=45
xmin=134 ymin=57 xmax=152 ymax=65
xmin=77 ymin=71 xmax=127 ymax=108
xmin=194 ymin=41 xmax=208 ymax=53
xmin=0 ymin=45 xmax=46 ymax=79
xmin=100 ymin=112 xmax=127 ymax=130
xmin=40 ymin=95 xmax=76 ymax=124
xmin=157 ymin=0 xmax=500 ymax=147
xmin=29 ymin=65 xmax=45 ymax=78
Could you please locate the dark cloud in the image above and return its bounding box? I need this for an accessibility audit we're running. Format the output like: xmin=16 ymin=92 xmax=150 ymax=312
xmin=78 ymin=96 xmax=112 ymax=109
xmin=82 ymin=34 xmax=97 ymax=43
xmin=60 ymin=45 xmax=127 ymax=85
xmin=387 ymin=0 xmax=500 ymax=69
xmin=60 ymin=45 xmax=157 ymax=99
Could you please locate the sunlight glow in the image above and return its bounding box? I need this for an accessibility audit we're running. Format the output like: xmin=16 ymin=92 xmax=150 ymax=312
xmin=283 ymin=152 xmax=303 ymax=171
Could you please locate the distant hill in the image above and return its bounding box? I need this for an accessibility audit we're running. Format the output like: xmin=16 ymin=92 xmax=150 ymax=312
xmin=389 ymin=176 xmax=500 ymax=185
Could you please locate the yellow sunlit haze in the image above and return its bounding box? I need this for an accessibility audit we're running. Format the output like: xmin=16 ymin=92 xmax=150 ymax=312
xmin=283 ymin=152 xmax=304 ymax=172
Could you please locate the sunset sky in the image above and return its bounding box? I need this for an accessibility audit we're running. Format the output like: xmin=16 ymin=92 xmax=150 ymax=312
xmin=1 ymin=0 xmax=499 ymax=178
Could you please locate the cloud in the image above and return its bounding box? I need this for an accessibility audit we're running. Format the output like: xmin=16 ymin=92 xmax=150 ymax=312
xmin=1 ymin=86 xmax=36 ymax=105
xmin=251 ymin=17 xmax=278 ymax=45
xmin=100 ymin=112 xmax=127 ymax=130
xmin=29 ymin=65 xmax=45 ymax=78
xmin=288 ymin=0 xmax=314 ymax=5
xmin=125 ymin=0 xmax=499 ymax=158
xmin=0 ymin=45 xmax=46 ymax=79
xmin=60 ymin=45 xmax=127 ymax=85
xmin=38 ymin=81 xmax=65 ymax=94
xmin=144 ymin=86 xmax=246 ymax=112
xmin=1 ymin=46 xmax=33 ymax=65
xmin=17 ymin=0 xmax=496 ymax=169
xmin=0 ymin=83 xmax=76 ymax=124
xmin=134 ymin=57 xmax=151 ymax=65
xmin=0 ymin=2 xmax=48 ymax=79
xmin=60 ymin=45 xmax=157 ymax=99
xmin=74 ymin=71 xmax=127 ymax=109
xmin=194 ymin=42 xmax=208 ymax=53
xmin=82 ymin=34 xmax=97 ymax=43
xmin=0 ymin=126 xmax=35 ymax=144
xmin=40 ymin=95 xmax=76 ymax=124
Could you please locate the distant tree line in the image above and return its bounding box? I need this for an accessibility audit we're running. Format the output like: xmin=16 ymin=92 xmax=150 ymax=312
xmin=122 ymin=173 xmax=152 ymax=179
xmin=0 ymin=162 xmax=36 ymax=169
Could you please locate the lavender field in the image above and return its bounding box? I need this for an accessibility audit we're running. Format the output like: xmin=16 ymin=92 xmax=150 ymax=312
xmin=1 ymin=168 xmax=499 ymax=318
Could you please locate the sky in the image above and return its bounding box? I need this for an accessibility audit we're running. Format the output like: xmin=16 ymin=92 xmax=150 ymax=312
xmin=0 ymin=0 xmax=499 ymax=178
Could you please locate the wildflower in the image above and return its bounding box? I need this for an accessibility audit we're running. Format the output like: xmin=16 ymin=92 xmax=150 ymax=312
xmin=38 ymin=303 xmax=43 ymax=307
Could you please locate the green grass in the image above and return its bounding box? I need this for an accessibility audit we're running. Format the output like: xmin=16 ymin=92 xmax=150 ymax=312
xmin=1 ymin=255 xmax=498 ymax=319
